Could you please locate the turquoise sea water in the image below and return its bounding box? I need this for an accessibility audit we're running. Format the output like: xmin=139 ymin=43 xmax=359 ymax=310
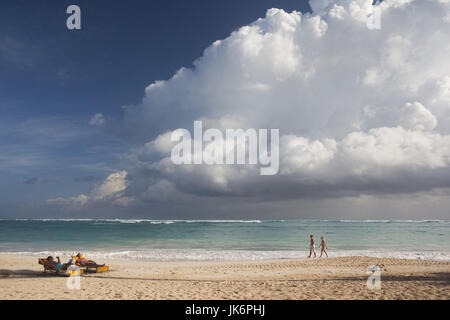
xmin=0 ymin=219 xmax=448 ymax=261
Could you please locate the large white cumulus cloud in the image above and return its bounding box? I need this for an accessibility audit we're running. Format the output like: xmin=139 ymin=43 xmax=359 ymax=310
xmin=47 ymin=171 xmax=134 ymax=208
xmin=122 ymin=0 xmax=450 ymax=140
xmin=56 ymin=0 xmax=450 ymax=211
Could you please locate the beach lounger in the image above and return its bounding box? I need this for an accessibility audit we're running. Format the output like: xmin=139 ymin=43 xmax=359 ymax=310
xmin=76 ymin=263 xmax=109 ymax=273
xmin=38 ymin=258 xmax=84 ymax=276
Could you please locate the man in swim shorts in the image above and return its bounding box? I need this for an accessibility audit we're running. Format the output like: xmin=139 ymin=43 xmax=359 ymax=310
xmin=308 ymin=234 xmax=316 ymax=258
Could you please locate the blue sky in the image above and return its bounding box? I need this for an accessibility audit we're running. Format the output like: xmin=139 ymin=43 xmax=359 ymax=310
xmin=2 ymin=0 xmax=450 ymax=219
xmin=0 ymin=1 xmax=311 ymax=214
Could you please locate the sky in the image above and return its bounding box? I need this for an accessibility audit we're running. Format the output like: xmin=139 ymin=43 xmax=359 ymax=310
xmin=1 ymin=0 xmax=450 ymax=219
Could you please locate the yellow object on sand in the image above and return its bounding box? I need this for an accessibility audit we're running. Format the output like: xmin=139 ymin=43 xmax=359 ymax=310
xmin=96 ymin=265 xmax=109 ymax=272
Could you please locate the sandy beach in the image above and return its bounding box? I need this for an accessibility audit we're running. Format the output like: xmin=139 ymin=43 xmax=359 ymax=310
xmin=0 ymin=254 xmax=448 ymax=300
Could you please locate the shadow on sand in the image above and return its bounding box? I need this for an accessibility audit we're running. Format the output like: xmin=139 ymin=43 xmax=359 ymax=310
xmin=0 ymin=269 xmax=61 ymax=279
xmin=83 ymin=272 xmax=450 ymax=285
xmin=1 ymin=269 xmax=449 ymax=286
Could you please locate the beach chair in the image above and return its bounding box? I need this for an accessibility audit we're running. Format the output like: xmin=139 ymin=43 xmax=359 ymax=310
xmin=38 ymin=258 xmax=84 ymax=276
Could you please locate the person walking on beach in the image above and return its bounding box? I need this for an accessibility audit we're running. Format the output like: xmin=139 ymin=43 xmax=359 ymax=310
xmin=308 ymin=235 xmax=316 ymax=258
xmin=319 ymin=236 xmax=328 ymax=258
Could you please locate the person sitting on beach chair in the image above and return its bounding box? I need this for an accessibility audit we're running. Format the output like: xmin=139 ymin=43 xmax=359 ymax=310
xmin=44 ymin=256 xmax=71 ymax=272
xmin=75 ymin=253 xmax=105 ymax=268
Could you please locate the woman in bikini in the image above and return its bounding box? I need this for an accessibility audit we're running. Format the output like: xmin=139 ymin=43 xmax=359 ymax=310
xmin=308 ymin=235 xmax=316 ymax=258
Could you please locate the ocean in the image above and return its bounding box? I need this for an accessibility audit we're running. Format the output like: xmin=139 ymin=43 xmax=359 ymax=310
xmin=0 ymin=219 xmax=449 ymax=261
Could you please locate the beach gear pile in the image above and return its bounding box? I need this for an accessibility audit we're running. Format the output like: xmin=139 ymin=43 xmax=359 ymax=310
xmin=38 ymin=254 xmax=109 ymax=276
